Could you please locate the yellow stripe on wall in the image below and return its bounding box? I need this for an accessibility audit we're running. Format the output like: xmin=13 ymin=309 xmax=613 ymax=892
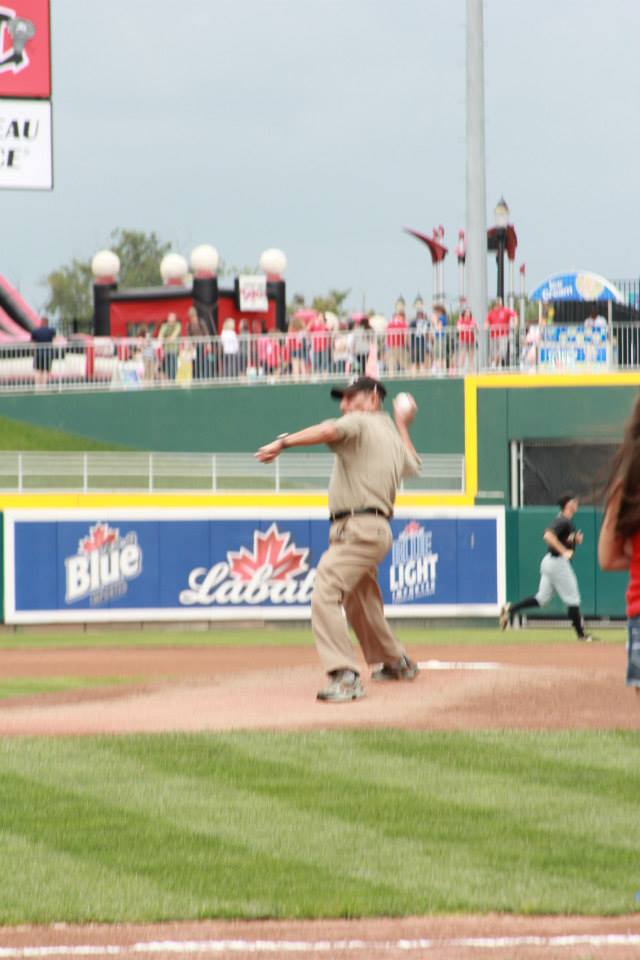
xmin=0 ymin=491 xmax=474 ymax=510
xmin=464 ymin=377 xmax=478 ymax=501
xmin=463 ymin=370 xmax=640 ymax=501
xmin=473 ymin=371 xmax=640 ymax=389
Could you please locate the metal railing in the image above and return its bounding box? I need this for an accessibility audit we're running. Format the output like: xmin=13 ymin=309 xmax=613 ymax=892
xmin=1 ymin=322 xmax=638 ymax=395
xmin=0 ymin=451 xmax=465 ymax=493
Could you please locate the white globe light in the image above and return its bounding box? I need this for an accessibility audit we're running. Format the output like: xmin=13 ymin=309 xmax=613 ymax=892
xmin=160 ymin=253 xmax=188 ymax=283
xmin=190 ymin=244 xmax=219 ymax=276
xmin=259 ymin=248 xmax=287 ymax=277
xmin=91 ymin=249 xmax=120 ymax=280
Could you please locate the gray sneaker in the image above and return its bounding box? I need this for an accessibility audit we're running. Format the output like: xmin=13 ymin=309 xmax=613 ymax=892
xmin=499 ymin=602 xmax=511 ymax=632
xmin=371 ymin=655 xmax=419 ymax=682
xmin=317 ymin=672 xmax=365 ymax=703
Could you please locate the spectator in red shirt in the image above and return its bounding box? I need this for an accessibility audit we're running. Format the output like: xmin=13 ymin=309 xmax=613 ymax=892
xmin=485 ymin=298 xmax=517 ymax=368
xmin=258 ymin=329 xmax=283 ymax=379
xmin=385 ymin=298 xmax=408 ymax=373
xmin=307 ymin=312 xmax=330 ymax=376
xmin=455 ymin=307 xmax=478 ymax=372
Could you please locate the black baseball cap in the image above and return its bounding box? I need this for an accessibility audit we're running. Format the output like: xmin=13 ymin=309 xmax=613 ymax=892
xmin=330 ymin=376 xmax=387 ymax=401
xmin=557 ymin=492 xmax=577 ymax=509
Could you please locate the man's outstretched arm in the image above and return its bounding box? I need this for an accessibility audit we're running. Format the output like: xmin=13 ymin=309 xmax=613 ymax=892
xmin=255 ymin=420 xmax=339 ymax=463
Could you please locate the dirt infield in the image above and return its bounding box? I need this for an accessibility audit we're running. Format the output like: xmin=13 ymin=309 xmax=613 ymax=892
xmin=1 ymin=639 xmax=639 ymax=958
xmin=1 ymin=915 xmax=640 ymax=960
xmin=0 ymin=641 xmax=638 ymax=735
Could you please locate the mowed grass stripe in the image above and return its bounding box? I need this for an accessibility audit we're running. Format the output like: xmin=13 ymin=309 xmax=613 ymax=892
xmin=0 ymin=830 xmax=190 ymax=923
xmin=0 ymin=768 xmax=379 ymax=923
xmin=0 ymin=626 xmax=627 ymax=650
xmin=195 ymin=730 xmax=640 ymax=845
xmin=0 ymin=741 xmax=446 ymax=917
xmin=0 ymin=731 xmax=638 ymax=923
xmin=0 ymin=750 xmax=400 ymax=923
xmin=0 ymin=677 xmax=140 ymax=699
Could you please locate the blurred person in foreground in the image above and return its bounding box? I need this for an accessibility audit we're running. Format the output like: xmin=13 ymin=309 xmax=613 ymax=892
xmin=255 ymin=376 xmax=420 ymax=702
xmin=598 ymin=393 xmax=640 ymax=693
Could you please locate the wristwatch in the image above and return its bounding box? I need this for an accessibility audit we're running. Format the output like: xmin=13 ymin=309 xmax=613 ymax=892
xmin=277 ymin=433 xmax=289 ymax=449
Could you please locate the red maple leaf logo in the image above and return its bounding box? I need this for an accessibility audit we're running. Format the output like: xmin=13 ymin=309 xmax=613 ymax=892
xmin=401 ymin=520 xmax=423 ymax=537
xmin=227 ymin=524 xmax=309 ymax=582
xmin=79 ymin=522 xmax=118 ymax=554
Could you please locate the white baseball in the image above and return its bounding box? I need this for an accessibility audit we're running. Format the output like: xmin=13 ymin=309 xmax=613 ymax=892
xmin=394 ymin=392 xmax=415 ymax=414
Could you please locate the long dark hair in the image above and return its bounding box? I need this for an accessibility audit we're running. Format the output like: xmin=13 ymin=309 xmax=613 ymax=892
xmin=604 ymin=393 xmax=640 ymax=538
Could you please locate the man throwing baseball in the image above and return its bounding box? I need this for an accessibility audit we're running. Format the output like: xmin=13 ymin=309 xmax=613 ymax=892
xmin=255 ymin=376 xmax=421 ymax=702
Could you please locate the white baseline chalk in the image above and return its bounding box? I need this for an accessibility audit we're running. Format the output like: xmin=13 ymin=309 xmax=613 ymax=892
xmin=2 ymin=934 xmax=640 ymax=956
xmin=418 ymin=660 xmax=503 ymax=671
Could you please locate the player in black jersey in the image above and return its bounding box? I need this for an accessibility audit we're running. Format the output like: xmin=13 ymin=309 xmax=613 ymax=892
xmin=500 ymin=493 xmax=596 ymax=641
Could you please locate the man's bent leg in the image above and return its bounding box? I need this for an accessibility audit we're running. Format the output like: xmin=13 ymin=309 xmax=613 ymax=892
xmin=312 ymin=545 xmax=363 ymax=675
xmin=312 ymin=517 xmax=391 ymax=675
xmin=344 ymin=569 xmax=404 ymax=665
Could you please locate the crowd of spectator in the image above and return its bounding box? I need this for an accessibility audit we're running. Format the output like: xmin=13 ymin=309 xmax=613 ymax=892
xmin=146 ymin=294 xmax=487 ymax=383
xmin=25 ymin=296 xmax=615 ymax=390
xmin=30 ymin=297 xmax=500 ymax=386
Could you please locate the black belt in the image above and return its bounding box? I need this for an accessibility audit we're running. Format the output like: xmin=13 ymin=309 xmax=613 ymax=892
xmin=330 ymin=508 xmax=391 ymax=522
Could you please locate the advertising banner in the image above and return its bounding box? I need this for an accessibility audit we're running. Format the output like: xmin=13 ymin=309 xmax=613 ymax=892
xmin=0 ymin=96 xmax=51 ymax=188
xmin=238 ymin=275 xmax=268 ymax=312
xmin=3 ymin=507 xmax=505 ymax=623
xmin=0 ymin=0 xmax=51 ymax=99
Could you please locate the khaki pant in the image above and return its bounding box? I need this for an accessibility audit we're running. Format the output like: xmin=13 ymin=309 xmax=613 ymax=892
xmin=311 ymin=514 xmax=405 ymax=674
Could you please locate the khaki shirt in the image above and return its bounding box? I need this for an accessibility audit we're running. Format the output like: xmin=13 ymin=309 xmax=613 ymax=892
xmin=327 ymin=411 xmax=420 ymax=517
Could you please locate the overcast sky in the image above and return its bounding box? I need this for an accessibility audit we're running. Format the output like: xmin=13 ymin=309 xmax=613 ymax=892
xmin=3 ymin=0 xmax=640 ymax=317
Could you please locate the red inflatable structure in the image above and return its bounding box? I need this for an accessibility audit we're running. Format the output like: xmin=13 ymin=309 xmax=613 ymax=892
xmin=92 ymin=247 xmax=287 ymax=337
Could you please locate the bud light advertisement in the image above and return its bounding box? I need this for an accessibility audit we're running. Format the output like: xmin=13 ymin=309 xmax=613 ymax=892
xmin=3 ymin=508 xmax=505 ymax=623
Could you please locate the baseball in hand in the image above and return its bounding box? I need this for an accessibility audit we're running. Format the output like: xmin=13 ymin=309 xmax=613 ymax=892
xmin=394 ymin=392 xmax=416 ymax=417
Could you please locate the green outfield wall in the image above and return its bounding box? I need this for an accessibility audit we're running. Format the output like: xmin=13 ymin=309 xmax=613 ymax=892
xmin=477 ymin=384 xmax=638 ymax=502
xmin=506 ymin=507 xmax=626 ymax=619
xmin=0 ymin=377 xmax=638 ymax=512
xmin=0 ymin=380 xmax=464 ymax=454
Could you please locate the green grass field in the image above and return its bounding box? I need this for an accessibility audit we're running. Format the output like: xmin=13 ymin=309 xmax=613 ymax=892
xmin=0 ymin=624 xmax=627 ymax=649
xmin=0 ymin=730 xmax=638 ymax=924
xmin=0 ymin=624 xmax=634 ymax=925
xmin=0 ymin=676 xmax=139 ymax=699
xmin=0 ymin=415 xmax=123 ymax=451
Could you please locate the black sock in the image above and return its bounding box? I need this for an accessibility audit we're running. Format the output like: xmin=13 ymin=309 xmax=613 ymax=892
xmin=568 ymin=606 xmax=585 ymax=638
xmin=509 ymin=596 xmax=540 ymax=617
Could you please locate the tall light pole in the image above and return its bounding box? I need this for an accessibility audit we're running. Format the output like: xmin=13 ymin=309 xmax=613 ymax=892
xmin=466 ymin=0 xmax=488 ymax=357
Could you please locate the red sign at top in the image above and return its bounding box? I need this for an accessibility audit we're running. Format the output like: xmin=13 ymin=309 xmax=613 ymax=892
xmin=0 ymin=0 xmax=50 ymax=98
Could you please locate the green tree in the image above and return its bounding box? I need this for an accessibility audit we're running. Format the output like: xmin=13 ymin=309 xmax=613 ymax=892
xmin=311 ymin=288 xmax=350 ymax=316
xmin=217 ymin=259 xmax=258 ymax=278
xmin=287 ymin=288 xmax=351 ymax=319
xmin=43 ymin=228 xmax=172 ymax=325
xmin=44 ymin=258 xmax=94 ymax=325
xmin=110 ymin=228 xmax=171 ymax=288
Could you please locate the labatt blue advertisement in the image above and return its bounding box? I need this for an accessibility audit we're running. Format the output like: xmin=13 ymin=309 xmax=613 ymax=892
xmin=3 ymin=508 xmax=505 ymax=623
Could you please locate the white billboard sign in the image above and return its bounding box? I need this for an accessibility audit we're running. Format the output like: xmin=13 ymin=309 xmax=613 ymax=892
xmin=239 ymin=275 xmax=268 ymax=312
xmin=0 ymin=97 xmax=52 ymax=189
